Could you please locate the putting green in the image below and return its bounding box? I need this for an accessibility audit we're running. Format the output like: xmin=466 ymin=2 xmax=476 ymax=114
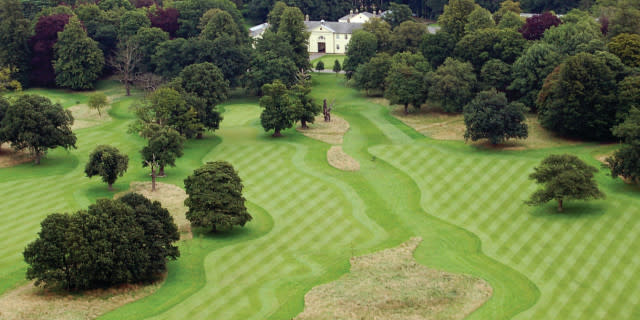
xmin=1 ymin=75 xmax=639 ymax=320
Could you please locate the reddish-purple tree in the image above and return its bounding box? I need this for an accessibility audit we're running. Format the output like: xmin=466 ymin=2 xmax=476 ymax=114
xmin=29 ymin=14 xmax=71 ymax=87
xmin=519 ymin=12 xmax=562 ymax=41
xmin=149 ymin=8 xmax=180 ymax=38
xmin=135 ymin=0 xmax=155 ymax=8
xmin=600 ymin=15 xmax=609 ymax=36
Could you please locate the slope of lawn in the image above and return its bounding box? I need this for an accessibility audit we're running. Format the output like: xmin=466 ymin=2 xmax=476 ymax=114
xmin=311 ymin=54 xmax=345 ymax=70
xmin=1 ymin=74 xmax=639 ymax=320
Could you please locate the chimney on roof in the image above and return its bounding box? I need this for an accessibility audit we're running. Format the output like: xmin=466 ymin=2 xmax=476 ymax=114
xmin=355 ymin=8 xmax=359 ymax=14
xmin=305 ymin=14 xmax=309 ymax=21
xmin=321 ymin=19 xmax=325 ymax=25
xmin=350 ymin=9 xmax=353 ymax=15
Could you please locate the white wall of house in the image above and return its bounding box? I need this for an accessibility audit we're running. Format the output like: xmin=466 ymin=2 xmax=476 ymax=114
xmin=338 ymin=13 xmax=371 ymax=23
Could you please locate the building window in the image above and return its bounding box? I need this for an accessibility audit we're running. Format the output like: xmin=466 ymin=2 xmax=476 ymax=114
xmin=337 ymin=44 xmax=340 ymax=50
xmin=346 ymin=34 xmax=349 ymax=39
xmin=318 ymin=36 xmax=325 ymax=40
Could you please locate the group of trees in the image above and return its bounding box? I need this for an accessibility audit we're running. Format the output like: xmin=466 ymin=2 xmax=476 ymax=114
xmin=23 ymin=193 xmax=180 ymax=290
xmin=345 ymin=0 xmax=640 ymax=146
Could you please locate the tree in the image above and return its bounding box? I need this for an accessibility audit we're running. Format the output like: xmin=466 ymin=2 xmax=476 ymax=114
xmin=537 ymin=52 xmax=622 ymax=140
xmin=119 ymin=10 xmax=151 ymax=39
xmin=134 ymin=27 xmax=169 ymax=73
xmin=88 ymin=92 xmax=108 ymax=116
xmin=420 ymin=31 xmax=457 ymax=68
xmin=248 ymin=50 xmax=298 ymax=93
xmin=343 ymin=30 xmax=377 ymax=78
xmin=333 ymin=59 xmax=342 ymax=75
xmin=526 ymin=154 xmax=605 ymax=212
xmin=0 ymin=66 xmax=22 ymax=92
xmin=29 ymin=14 xmax=70 ymax=87
xmin=384 ymin=3 xmax=413 ymax=28
xmin=463 ymin=88 xmax=528 ymax=144
xmin=391 ymin=20 xmax=427 ymax=53
xmin=385 ymin=54 xmax=428 ymax=114
xmin=606 ymin=107 xmax=640 ymax=184
xmin=425 ymin=58 xmax=477 ymax=112
xmin=141 ymin=126 xmax=185 ymax=177
xmin=542 ymin=19 xmax=605 ymax=56
xmin=291 ymin=75 xmax=321 ymax=129
xmin=200 ymin=9 xmax=245 ymax=45
xmin=179 ymin=62 xmax=229 ymax=107
xmin=454 ymin=28 xmax=527 ymax=69
xmin=438 ymin=0 xmax=478 ymax=40
xmin=0 ymin=96 xmax=9 ymax=149
xmin=353 ymin=53 xmax=393 ymax=96
xmin=497 ymin=11 xmax=524 ymax=30
xmin=85 ymin=145 xmax=129 ymax=190
xmin=110 ymin=39 xmax=141 ymax=96
xmin=0 ymin=95 xmax=76 ymax=164
xmin=493 ymin=0 xmax=521 ymax=24
xmin=315 ymin=60 xmax=325 ymax=71
xmin=54 ymin=17 xmax=105 ymax=90
xmin=278 ymin=6 xmax=310 ymax=70
xmin=519 ymin=12 xmax=562 ymax=40
xmin=267 ymin=1 xmax=288 ymax=33
xmin=133 ymin=87 xmax=201 ymax=138
xmin=607 ymin=33 xmax=640 ymax=67
xmin=0 ymin=0 xmax=31 ymax=85
xmin=173 ymin=0 xmax=243 ymax=38
xmin=609 ymin=1 xmax=640 ymax=37
xmin=149 ymin=7 xmax=180 ymax=38
xmin=480 ymin=59 xmax=512 ymax=91
xmin=464 ymin=7 xmax=494 ymax=33
xmin=362 ymin=18 xmax=392 ymax=52
xmin=508 ymin=43 xmax=563 ymax=108
xmin=260 ymin=80 xmax=297 ymax=137
xmin=184 ymin=161 xmax=252 ymax=232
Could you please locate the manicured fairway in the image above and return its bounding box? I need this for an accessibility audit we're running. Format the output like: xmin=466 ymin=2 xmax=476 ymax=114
xmin=1 ymin=75 xmax=639 ymax=319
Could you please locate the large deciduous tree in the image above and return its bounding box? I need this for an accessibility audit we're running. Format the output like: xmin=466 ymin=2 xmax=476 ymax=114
xmin=110 ymin=39 xmax=141 ymax=96
xmin=29 ymin=14 xmax=70 ymax=87
xmin=453 ymin=28 xmax=527 ymax=70
xmin=85 ymin=145 xmax=129 ymax=190
xmin=438 ymin=0 xmax=478 ymax=40
xmin=607 ymin=33 xmax=640 ymax=68
xmin=54 ymin=17 xmax=104 ymax=90
xmin=541 ymin=19 xmax=605 ymax=56
xmin=385 ymin=54 xmax=428 ymax=114
xmin=425 ymin=57 xmax=476 ymax=112
xmin=384 ymin=2 xmax=413 ymax=28
xmin=0 ymin=94 xmax=76 ymax=164
xmin=259 ymin=80 xmax=297 ymax=137
xmin=537 ymin=52 xmax=623 ymax=140
xmin=508 ymin=43 xmax=563 ymax=109
xmin=184 ymin=161 xmax=252 ymax=232
xmin=606 ymin=106 xmax=640 ymax=184
xmin=362 ymin=18 xmax=392 ymax=52
xmin=519 ymin=12 xmax=562 ymax=40
xmin=526 ymin=154 xmax=605 ymax=212
xmin=463 ymin=88 xmax=528 ymax=145
xmin=343 ymin=30 xmax=377 ymax=78
xmin=141 ymin=126 xmax=185 ymax=177
xmin=0 ymin=0 xmax=31 ymax=86
xmin=464 ymin=6 xmax=494 ymax=33
xmin=149 ymin=7 xmax=180 ymax=38
xmin=420 ymin=31 xmax=457 ymax=68
xmin=278 ymin=6 xmax=310 ymax=71
xmin=391 ymin=20 xmax=428 ymax=53
xmin=353 ymin=53 xmax=392 ymax=96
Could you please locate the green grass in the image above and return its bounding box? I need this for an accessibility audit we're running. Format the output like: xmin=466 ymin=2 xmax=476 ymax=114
xmin=311 ymin=54 xmax=345 ymax=69
xmin=1 ymin=75 xmax=640 ymax=320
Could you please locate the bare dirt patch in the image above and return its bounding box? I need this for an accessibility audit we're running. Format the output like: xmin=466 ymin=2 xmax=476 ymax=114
xmin=296 ymin=237 xmax=492 ymax=320
xmin=391 ymin=105 xmax=583 ymax=149
xmin=297 ymin=115 xmax=349 ymax=145
xmin=68 ymin=104 xmax=112 ymax=130
xmin=0 ymin=143 xmax=33 ymax=167
xmin=0 ymin=280 xmax=161 ymax=320
xmin=115 ymin=182 xmax=192 ymax=240
xmin=327 ymin=146 xmax=360 ymax=171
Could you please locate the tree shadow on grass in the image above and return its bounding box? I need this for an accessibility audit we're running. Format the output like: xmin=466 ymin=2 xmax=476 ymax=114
xmin=191 ymin=224 xmax=254 ymax=239
xmin=528 ymin=201 xmax=607 ymax=219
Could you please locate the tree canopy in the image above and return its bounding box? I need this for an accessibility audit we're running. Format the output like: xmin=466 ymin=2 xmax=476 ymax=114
xmin=85 ymin=145 xmax=129 ymax=190
xmin=54 ymin=17 xmax=104 ymax=90
xmin=259 ymin=80 xmax=297 ymax=137
xmin=463 ymin=88 xmax=528 ymax=145
xmin=425 ymin=57 xmax=476 ymax=112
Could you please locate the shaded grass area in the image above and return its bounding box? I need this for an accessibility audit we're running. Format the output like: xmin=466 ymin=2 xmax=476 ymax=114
xmin=311 ymin=54 xmax=345 ymax=69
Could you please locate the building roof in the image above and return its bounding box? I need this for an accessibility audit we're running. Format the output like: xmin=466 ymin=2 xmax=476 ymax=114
xmin=338 ymin=11 xmax=375 ymax=21
xmin=249 ymin=22 xmax=269 ymax=38
xmin=304 ymin=21 xmax=365 ymax=34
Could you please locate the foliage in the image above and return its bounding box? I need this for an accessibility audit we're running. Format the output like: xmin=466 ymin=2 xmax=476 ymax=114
xmin=384 ymin=2 xmax=413 ymax=28
xmin=464 ymin=6 xmax=494 ymax=33
xmin=420 ymin=31 xmax=457 ymax=68
xmin=438 ymin=0 xmax=478 ymax=40
xmin=391 ymin=20 xmax=428 ymax=53
xmin=492 ymin=0 xmax=521 ymax=24
xmin=343 ymin=30 xmax=378 ymax=78
xmin=353 ymin=53 xmax=392 ymax=96
xmin=88 ymin=92 xmax=108 ymax=116
xmin=28 ymin=14 xmax=70 ymax=87
xmin=385 ymin=61 xmax=426 ymax=114
xmin=315 ymin=61 xmax=325 ymax=70
xmin=606 ymin=107 xmax=640 ymax=183
xmin=179 ymin=62 xmax=229 ymax=106
xmin=362 ymin=18 xmax=392 ymax=52
xmin=267 ymin=1 xmax=288 ymax=33
xmin=609 ymin=1 xmax=640 ymax=37
xmin=141 ymin=126 xmax=185 ymax=176
xmin=259 ymin=80 xmax=297 ymax=136
xmin=23 ymin=196 xmax=179 ymax=291
xmin=278 ymin=6 xmax=310 ymax=70
xmin=519 ymin=12 xmax=562 ymax=40
xmin=607 ymin=33 xmax=640 ymax=67
xmin=85 ymin=145 xmax=129 ymax=190
xmin=537 ymin=52 xmax=623 ymax=140
xmin=133 ymin=87 xmax=200 ymax=138
xmin=0 ymin=66 xmax=22 ymax=92
xmin=149 ymin=7 xmax=180 ymax=38
xmin=497 ymin=11 xmax=524 ymax=30
xmin=200 ymin=9 xmax=245 ymax=45
xmin=526 ymin=154 xmax=605 ymax=212
xmin=184 ymin=161 xmax=252 ymax=232
xmin=173 ymin=0 xmax=243 ymax=38
xmin=618 ymin=75 xmax=640 ymax=110
xmin=463 ymin=88 xmax=528 ymax=144
xmin=508 ymin=43 xmax=563 ymax=108
xmin=291 ymin=78 xmax=321 ymax=128
xmin=248 ymin=32 xmax=298 ymax=92
xmin=0 ymin=94 xmax=76 ymax=164
xmin=542 ymin=19 xmax=605 ymax=56
xmin=0 ymin=0 xmax=31 ymax=85
xmin=425 ymin=57 xmax=476 ymax=112
xmin=454 ymin=28 xmax=527 ymax=69
xmin=333 ymin=60 xmax=341 ymax=74
xmin=119 ymin=10 xmax=151 ymax=39
xmin=53 ymin=17 xmax=104 ymax=90
xmin=479 ymin=59 xmax=512 ymax=91
xmin=134 ymin=27 xmax=169 ymax=73
xmin=520 ymin=0 xmax=581 ymax=14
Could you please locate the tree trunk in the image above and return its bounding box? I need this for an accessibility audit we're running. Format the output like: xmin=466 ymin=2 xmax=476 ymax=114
xmin=211 ymin=224 xmax=217 ymax=233
xmin=404 ymin=103 xmax=409 ymax=115
xmin=557 ymin=199 xmax=563 ymax=212
xmin=34 ymin=151 xmax=41 ymax=165
xmin=301 ymin=119 xmax=308 ymax=129
xmin=273 ymin=129 xmax=282 ymax=137
xmin=125 ymin=82 xmax=131 ymax=96
xmin=151 ymin=168 xmax=156 ymax=192
xmin=108 ymin=183 xmax=114 ymax=191
xmin=197 ymin=132 xmax=203 ymax=139
xmin=159 ymin=165 xmax=165 ymax=177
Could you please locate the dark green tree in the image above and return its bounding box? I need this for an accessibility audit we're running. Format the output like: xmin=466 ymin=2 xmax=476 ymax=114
xmin=179 ymin=62 xmax=229 ymax=107
xmin=53 ymin=17 xmax=104 ymax=90
xmin=291 ymin=78 xmax=321 ymax=129
xmin=353 ymin=53 xmax=393 ymax=96
xmin=438 ymin=0 xmax=478 ymax=40
xmin=315 ymin=60 xmax=325 ymax=71
xmin=385 ymin=61 xmax=426 ymax=114
xmin=134 ymin=27 xmax=169 ymax=73
xmin=479 ymin=59 xmax=512 ymax=91
xmin=267 ymin=1 xmax=288 ymax=33
xmin=119 ymin=10 xmax=151 ymax=39
xmin=133 ymin=87 xmax=201 ymax=138
xmin=425 ymin=57 xmax=477 ymax=112
xmin=464 ymin=6 xmax=494 ymax=33
xmin=200 ymin=9 xmax=245 ymax=45
xmin=607 ymin=33 xmax=640 ymax=68
xmin=391 ymin=20 xmax=428 ymax=53
xmin=526 ymin=154 xmax=605 ymax=212
xmin=463 ymin=88 xmax=528 ymax=144
xmin=0 ymin=94 xmax=76 ymax=164
xmin=0 ymin=0 xmax=31 ymax=85
xmin=141 ymin=127 xmax=185 ymax=177
xmin=606 ymin=107 xmax=640 ymax=184
xmin=362 ymin=18 xmax=392 ymax=52
xmin=85 ymin=145 xmax=129 ymax=191
xmin=541 ymin=19 xmax=605 ymax=56
xmin=333 ymin=59 xmax=342 ymax=75
xmin=278 ymin=6 xmax=310 ymax=70
xmin=343 ymin=30 xmax=378 ymax=78
xmin=259 ymin=80 xmax=297 ymax=137
xmin=497 ymin=11 xmax=524 ymax=30
xmin=384 ymin=3 xmax=413 ymax=27
xmin=174 ymin=0 xmax=243 ymax=38
xmin=420 ymin=31 xmax=457 ymax=68
xmin=537 ymin=52 xmax=622 ymax=140
xmin=609 ymin=1 xmax=640 ymax=37
xmin=184 ymin=161 xmax=252 ymax=232
xmin=248 ymin=31 xmax=298 ymax=92
xmin=508 ymin=43 xmax=563 ymax=108
xmin=454 ymin=28 xmax=527 ymax=70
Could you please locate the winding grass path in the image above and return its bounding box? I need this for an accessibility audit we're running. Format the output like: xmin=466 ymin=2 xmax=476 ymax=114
xmin=1 ymin=75 xmax=639 ymax=319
